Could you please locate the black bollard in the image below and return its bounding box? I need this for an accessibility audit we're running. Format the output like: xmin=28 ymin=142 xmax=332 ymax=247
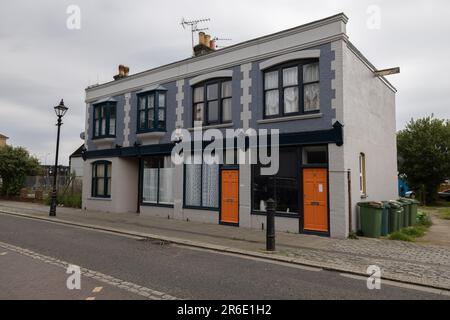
xmin=266 ymin=198 xmax=275 ymax=251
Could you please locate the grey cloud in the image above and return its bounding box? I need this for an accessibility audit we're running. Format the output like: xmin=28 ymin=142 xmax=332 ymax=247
xmin=0 ymin=0 xmax=449 ymax=165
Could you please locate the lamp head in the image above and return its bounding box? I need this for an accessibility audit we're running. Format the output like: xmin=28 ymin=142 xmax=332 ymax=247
xmin=54 ymin=99 xmax=68 ymax=117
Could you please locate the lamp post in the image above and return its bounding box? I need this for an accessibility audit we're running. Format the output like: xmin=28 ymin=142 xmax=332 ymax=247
xmin=49 ymin=99 xmax=68 ymax=217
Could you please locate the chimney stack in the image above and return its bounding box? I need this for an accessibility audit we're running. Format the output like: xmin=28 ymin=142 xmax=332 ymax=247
xmin=114 ymin=65 xmax=130 ymax=80
xmin=193 ymin=32 xmax=215 ymax=57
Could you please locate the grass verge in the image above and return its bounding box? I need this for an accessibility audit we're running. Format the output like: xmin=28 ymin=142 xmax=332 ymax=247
xmin=438 ymin=207 xmax=450 ymax=220
xmin=388 ymin=211 xmax=431 ymax=242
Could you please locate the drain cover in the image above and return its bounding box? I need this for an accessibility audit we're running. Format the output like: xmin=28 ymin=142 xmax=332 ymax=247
xmin=138 ymin=238 xmax=171 ymax=246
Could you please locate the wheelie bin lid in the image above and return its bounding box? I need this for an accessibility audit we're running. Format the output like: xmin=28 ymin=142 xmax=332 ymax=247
xmin=357 ymin=201 xmax=384 ymax=208
xmin=398 ymin=198 xmax=413 ymax=203
xmin=388 ymin=200 xmax=403 ymax=208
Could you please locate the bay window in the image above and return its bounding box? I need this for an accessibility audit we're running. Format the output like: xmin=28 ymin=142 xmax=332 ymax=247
xmin=142 ymin=156 xmax=174 ymax=206
xmin=263 ymin=59 xmax=320 ymax=118
xmin=93 ymin=102 xmax=116 ymax=138
xmin=138 ymin=90 xmax=166 ymax=132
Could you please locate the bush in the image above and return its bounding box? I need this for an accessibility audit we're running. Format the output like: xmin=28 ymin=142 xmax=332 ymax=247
xmin=60 ymin=194 xmax=82 ymax=208
xmin=417 ymin=211 xmax=433 ymax=227
xmin=43 ymin=193 xmax=81 ymax=208
xmin=401 ymin=226 xmax=427 ymax=237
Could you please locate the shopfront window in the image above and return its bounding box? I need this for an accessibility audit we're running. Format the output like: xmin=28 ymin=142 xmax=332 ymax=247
xmin=142 ymin=156 xmax=174 ymax=205
xmin=252 ymin=148 xmax=298 ymax=214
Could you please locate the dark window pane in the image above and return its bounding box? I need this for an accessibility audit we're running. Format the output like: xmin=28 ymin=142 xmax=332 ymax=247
xmin=302 ymin=146 xmax=327 ymax=164
xmin=207 ymin=101 xmax=219 ymax=122
xmin=252 ymin=148 xmax=298 ymax=213
xmin=252 ymin=168 xmax=270 ymax=211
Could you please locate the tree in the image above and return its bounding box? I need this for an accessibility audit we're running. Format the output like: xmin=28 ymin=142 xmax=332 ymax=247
xmin=0 ymin=145 xmax=41 ymax=196
xmin=397 ymin=116 xmax=450 ymax=203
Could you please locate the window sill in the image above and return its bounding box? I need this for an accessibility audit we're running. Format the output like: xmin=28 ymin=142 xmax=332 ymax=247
xmin=183 ymin=205 xmax=219 ymax=212
xmin=136 ymin=131 xmax=166 ymax=145
xmin=257 ymin=113 xmax=322 ymax=124
xmin=87 ymin=197 xmax=112 ymax=201
xmin=92 ymin=138 xmax=115 ymax=149
xmin=136 ymin=131 xmax=166 ymax=138
xmin=187 ymin=123 xmax=234 ymax=131
xmin=141 ymin=202 xmax=174 ymax=208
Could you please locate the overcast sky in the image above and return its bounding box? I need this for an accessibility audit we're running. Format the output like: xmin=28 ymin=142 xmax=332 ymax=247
xmin=1 ymin=0 xmax=449 ymax=165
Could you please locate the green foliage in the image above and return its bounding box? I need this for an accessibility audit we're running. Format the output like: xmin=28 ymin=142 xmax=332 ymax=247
xmin=438 ymin=208 xmax=450 ymax=220
xmin=0 ymin=145 xmax=41 ymax=196
xmin=417 ymin=211 xmax=433 ymax=227
xmin=60 ymin=194 xmax=82 ymax=208
xmin=401 ymin=226 xmax=427 ymax=237
xmin=388 ymin=231 xmax=414 ymax=242
xmin=43 ymin=193 xmax=82 ymax=208
xmin=397 ymin=116 xmax=450 ymax=204
xmin=348 ymin=231 xmax=359 ymax=239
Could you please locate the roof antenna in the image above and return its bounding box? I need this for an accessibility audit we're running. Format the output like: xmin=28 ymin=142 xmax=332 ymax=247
xmin=213 ymin=37 xmax=232 ymax=49
xmin=181 ymin=17 xmax=210 ymax=56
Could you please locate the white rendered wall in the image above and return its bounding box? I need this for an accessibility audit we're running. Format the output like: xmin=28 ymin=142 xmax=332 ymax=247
xmin=82 ymin=157 xmax=139 ymax=213
xmin=342 ymin=43 xmax=398 ymax=232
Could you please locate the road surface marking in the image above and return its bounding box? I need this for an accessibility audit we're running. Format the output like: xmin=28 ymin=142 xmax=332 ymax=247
xmin=85 ymin=297 xmax=96 ymax=300
xmin=0 ymin=252 xmax=8 ymax=256
xmin=0 ymin=240 xmax=179 ymax=300
xmin=92 ymin=287 xmax=103 ymax=293
xmin=339 ymin=273 xmax=450 ymax=296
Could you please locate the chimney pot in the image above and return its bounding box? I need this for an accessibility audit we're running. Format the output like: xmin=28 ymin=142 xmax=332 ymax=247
xmin=204 ymin=34 xmax=211 ymax=48
xmin=199 ymin=32 xmax=206 ymax=46
xmin=209 ymin=39 xmax=216 ymax=50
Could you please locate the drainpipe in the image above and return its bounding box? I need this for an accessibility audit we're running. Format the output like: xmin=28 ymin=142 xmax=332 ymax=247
xmin=347 ymin=169 xmax=352 ymax=235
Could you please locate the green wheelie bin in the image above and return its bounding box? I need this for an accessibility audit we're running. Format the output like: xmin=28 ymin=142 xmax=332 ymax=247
xmin=398 ymin=198 xmax=412 ymax=227
xmin=396 ymin=201 xmax=406 ymax=229
xmin=387 ymin=200 xmax=402 ymax=233
xmin=409 ymin=199 xmax=420 ymax=225
xmin=380 ymin=201 xmax=390 ymax=236
xmin=357 ymin=202 xmax=383 ymax=238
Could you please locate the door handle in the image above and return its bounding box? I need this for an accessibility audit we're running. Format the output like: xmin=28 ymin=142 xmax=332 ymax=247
xmin=310 ymin=201 xmax=320 ymax=206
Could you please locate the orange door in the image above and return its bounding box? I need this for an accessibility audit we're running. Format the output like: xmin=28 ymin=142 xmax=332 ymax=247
xmin=221 ymin=170 xmax=239 ymax=224
xmin=303 ymin=168 xmax=328 ymax=232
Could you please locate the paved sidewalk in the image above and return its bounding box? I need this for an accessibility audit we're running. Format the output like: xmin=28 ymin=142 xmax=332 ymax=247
xmin=1 ymin=200 xmax=450 ymax=291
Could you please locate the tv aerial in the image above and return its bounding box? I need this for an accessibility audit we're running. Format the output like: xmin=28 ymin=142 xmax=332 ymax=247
xmin=181 ymin=17 xmax=210 ymax=55
xmin=213 ymin=37 xmax=232 ymax=48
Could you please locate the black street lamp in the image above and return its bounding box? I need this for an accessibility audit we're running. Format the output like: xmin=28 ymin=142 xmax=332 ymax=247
xmin=49 ymin=99 xmax=68 ymax=217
